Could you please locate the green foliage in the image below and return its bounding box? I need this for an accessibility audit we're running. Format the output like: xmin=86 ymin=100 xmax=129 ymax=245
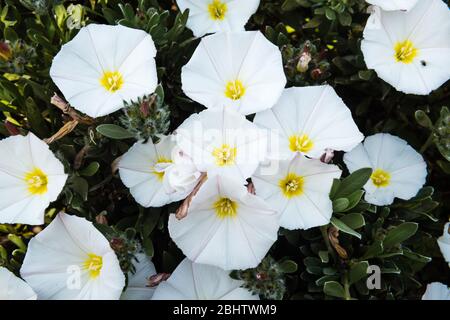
xmin=0 ymin=0 xmax=448 ymax=300
xmin=230 ymin=256 xmax=288 ymax=300
xmin=119 ymin=85 xmax=170 ymax=141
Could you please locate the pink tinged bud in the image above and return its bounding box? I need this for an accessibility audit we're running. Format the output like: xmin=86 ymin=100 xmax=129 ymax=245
xmin=147 ymin=273 xmax=171 ymax=287
xmin=296 ymin=52 xmax=312 ymax=73
xmin=320 ymin=148 xmax=334 ymax=163
xmin=0 ymin=41 xmax=12 ymax=61
xmin=4 ymin=121 xmax=20 ymax=136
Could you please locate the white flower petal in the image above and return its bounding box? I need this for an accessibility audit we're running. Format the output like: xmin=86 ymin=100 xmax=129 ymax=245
xmin=50 ymin=24 xmax=158 ymax=118
xmin=0 ymin=267 xmax=36 ymax=300
xmin=343 ymin=133 xmax=427 ymax=206
xmin=121 ymin=253 xmax=156 ymax=300
xmin=181 ymin=31 xmax=286 ymax=115
xmin=0 ymin=133 xmax=67 ymax=225
xmin=254 ymin=86 xmax=363 ymax=159
xmin=169 ymin=175 xmax=280 ymax=270
xmin=152 ymin=258 xmax=259 ymax=300
xmin=366 ymin=0 xmax=419 ymax=11
xmin=20 ymin=213 xmax=125 ymax=300
xmin=362 ymin=0 xmax=450 ymax=95
xmin=177 ymin=0 xmax=260 ymax=37
xmin=118 ymin=136 xmax=183 ymax=207
xmin=422 ymin=282 xmax=450 ymax=300
xmin=437 ymin=222 xmax=450 ymax=264
xmin=253 ymin=154 xmax=341 ymax=230
xmin=175 ymin=107 xmax=268 ymax=181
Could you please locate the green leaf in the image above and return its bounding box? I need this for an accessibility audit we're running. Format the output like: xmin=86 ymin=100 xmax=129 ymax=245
xmin=79 ymin=162 xmax=100 ymax=177
xmin=25 ymin=97 xmax=48 ymax=138
xmin=383 ymin=222 xmax=418 ymax=248
xmin=334 ymin=168 xmax=372 ymax=199
xmin=340 ymin=213 xmax=365 ymax=230
xmin=338 ymin=11 xmax=352 ymax=26
xmin=330 ymin=217 xmax=361 ymax=239
xmin=318 ymin=250 xmax=329 ymax=263
xmin=96 ymin=124 xmax=135 ymax=140
xmin=69 ymin=176 xmax=89 ymax=201
xmin=342 ymin=190 xmax=365 ymax=212
xmin=278 ymin=260 xmax=298 ymax=273
xmin=325 ymin=8 xmax=336 ymax=20
xmin=415 ymin=110 xmax=433 ymax=129
xmin=349 ymin=261 xmax=369 ymax=285
xmin=333 ymin=198 xmax=349 ymax=212
xmin=323 ymin=281 xmax=345 ymax=299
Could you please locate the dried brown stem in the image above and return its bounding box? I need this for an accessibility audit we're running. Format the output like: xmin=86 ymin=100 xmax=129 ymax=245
xmin=50 ymin=93 xmax=94 ymax=125
xmin=328 ymin=226 xmax=348 ymax=260
xmin=175 ymin=173 xmax=208 ymax=220
xmin=44 ymin=120 xmax=79 ymax=144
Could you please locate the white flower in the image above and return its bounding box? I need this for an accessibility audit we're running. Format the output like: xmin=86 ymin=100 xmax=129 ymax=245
xmin=0 ymin=133 xmax=67 ymax=225
xmin=20 ymin=213 xmax=125 ymax=300
xmin=253 ymin=154 xmax=342 ymax=230
xmin=366 ymin=0 xmax=419 ymax=11
xmin=361 ymin=0 xmax=450 ymax=95
xmin=437 ymin=222 xmax=450 ymax=264
xmin=152 ymin=258 xmax=259 ymax=300
xmin=118 ymin=136 xmax=196 ymax=207
xmin=168 ymin=175 xmax=280 ymax=270
xmin=254 ymin=86 xmax=364 ymax=160
xmin=0 ymin=267 xmax=36 ymax=300
xmin=121 ymin=253 xmax=156 ymax=300
xmin=175 ymin=107 xmax=268 ymax=182
xmin=162 ymin=146 xmax=201 ymax=196
xmin=50 ymin=24 xmax=158 ymax=118
xmin=176 ymin=0 xmax=260 ymax=37
xmin=343 ymin=133 xmax=427 ymax=206
xmin=422 ymin=282 xmax=450 ymax=300
xmin=181 ymin=31 xmax=286 ymax=115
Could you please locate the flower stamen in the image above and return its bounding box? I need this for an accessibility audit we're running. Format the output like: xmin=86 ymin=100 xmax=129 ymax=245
xmin=208 ymin=0 xmax=227 ymax=21
xmin=100 ymin=71 xmax=124 ymax=92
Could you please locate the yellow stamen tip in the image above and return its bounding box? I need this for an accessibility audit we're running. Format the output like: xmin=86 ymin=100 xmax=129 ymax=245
xmin=289 ymin=134 xmax=314 ymax=153
xmin=208 ymin=0 xmax=227 ymax=20
xmin=279 ymin=172 xmax=304 ymax=199
xmin=394 ymin=40 xmax=418 ymax=64
xmin=214 ymin=197 xmax=238 ymax=219
xmin=83 ymin=253 xmax=103 ymax=279
xmin=24 ymin=167 xmax=48 ymax=195
xmin=212 ymin=144 xmax=237 ymax=167
xmin=371 ymin=168 xmax=391 ymax=188
xmin=100 ymin=71 xmax=124 ymax=92
xmin=224 ymin=80 xmax=246 ymax=100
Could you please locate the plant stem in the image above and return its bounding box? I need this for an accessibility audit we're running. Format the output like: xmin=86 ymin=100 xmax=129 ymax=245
xmin=343 ymin=272 xmax=352 ymax=300
xmin=320 ymin=225 xmax=336 ymax=261
xmin=420 ymin=133 xmax=434 ymax=154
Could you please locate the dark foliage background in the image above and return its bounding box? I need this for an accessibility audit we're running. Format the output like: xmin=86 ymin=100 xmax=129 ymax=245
xmin=0 ymin=0 xmax=449 ymax=300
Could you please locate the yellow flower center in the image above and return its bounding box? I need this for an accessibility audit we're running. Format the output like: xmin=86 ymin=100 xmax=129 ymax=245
xmin=100 ymin=71 xmax=124 ymax=92
xmin=371 ymin=169 xmax=391 ymax=188
xmin=289 ymin=134 xmax=314 ymax=153
xmin=212 ymin=144 xmax=236 ymax=166
xmin=152 ymin=157 xmax=172 ymax=181
xmin=279 ymin=173 xmax=304 ymax=198
xmin=394 ymin=40 xmax=418 ymax=64
xmin=214 ymin=197 xmax=238 ymax=219
xmin=208 ymin=0 xmax=227 ymax=20
xmin=224 ymin=80 xmax=246 ymax=100
xmin=24 ymin=168 xmax=48 ymax=195
xmin=83 ymin=253 xmax=103 ymax=279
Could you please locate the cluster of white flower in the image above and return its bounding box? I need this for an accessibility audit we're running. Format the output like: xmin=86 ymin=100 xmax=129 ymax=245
xmin=0 ymin=0 xmax=449 ymax=300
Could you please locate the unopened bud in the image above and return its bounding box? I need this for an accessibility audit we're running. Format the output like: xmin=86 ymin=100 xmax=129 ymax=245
xmin=95 ymin=214 xmax=108 ymax=225
xmin=0 ymin=42 xmax=12 ymax=61
xmin=296 ymin=52 xmax=312 ymax=73
xmin=148 ymin=273 xmax=171 ymax=287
